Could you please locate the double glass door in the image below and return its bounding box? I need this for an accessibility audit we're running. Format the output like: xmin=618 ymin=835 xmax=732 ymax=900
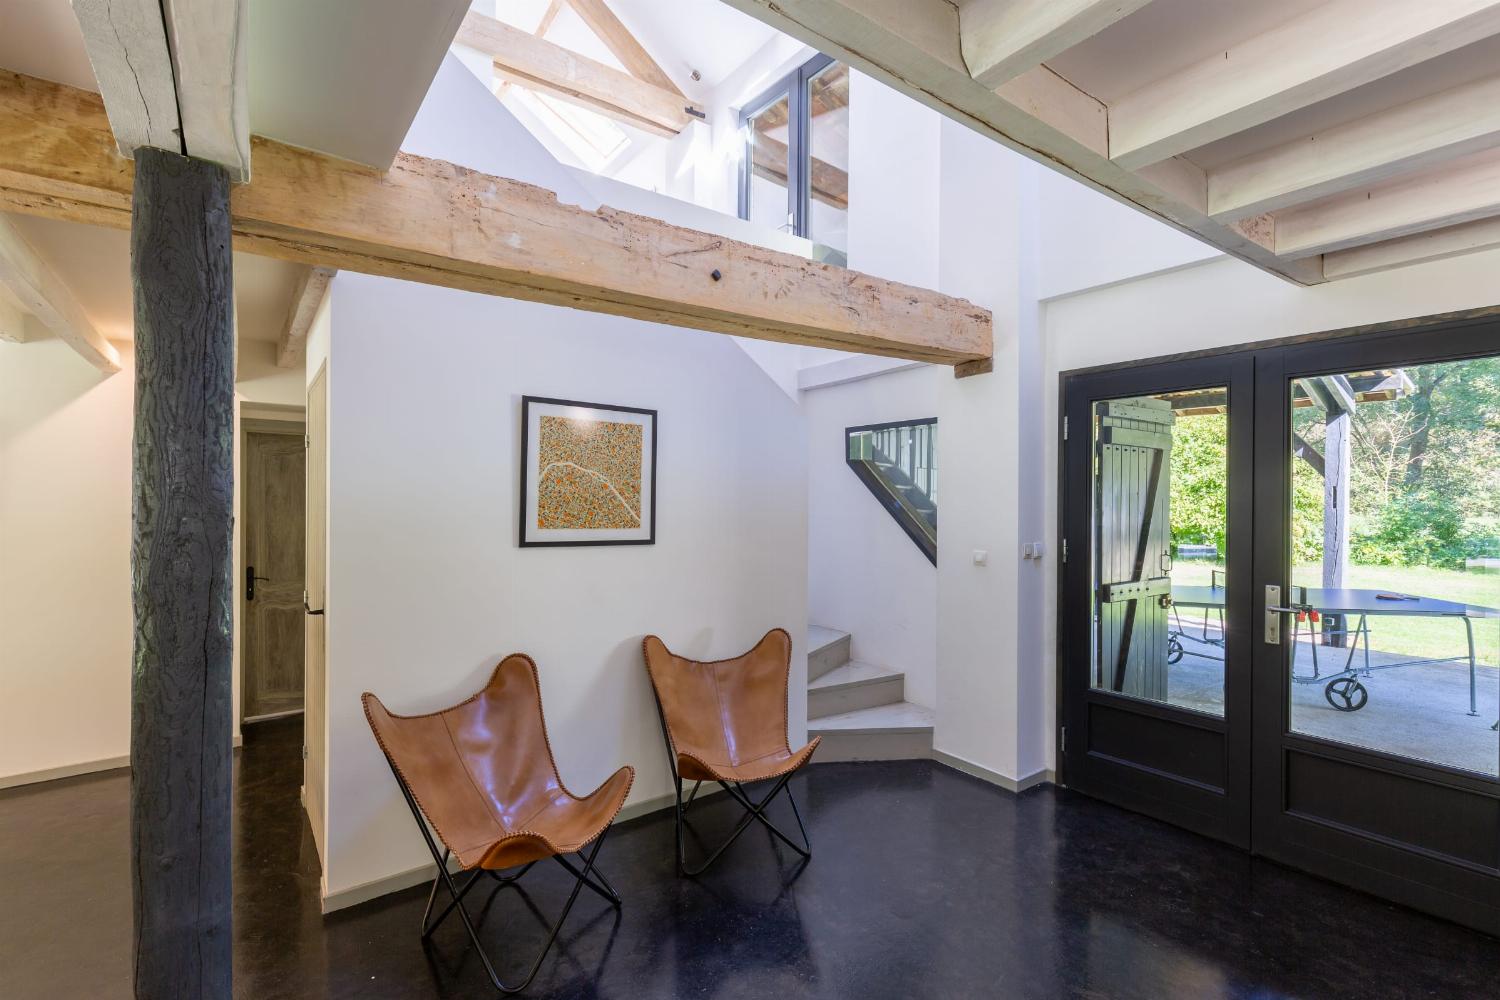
xmin=1060 ymin=318 xmax=1500 ymax=935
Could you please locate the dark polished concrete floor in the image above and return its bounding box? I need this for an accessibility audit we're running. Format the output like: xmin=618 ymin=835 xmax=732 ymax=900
xmin=3 ymin=717 xmax=1498 ymax=999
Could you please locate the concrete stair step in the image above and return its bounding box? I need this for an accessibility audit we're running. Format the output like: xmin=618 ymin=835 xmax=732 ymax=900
xmin=809 ymin=701 xmax=933 ymax=762
xmin=807 ymin=660 xmax=904 ymax=718
xmin=807 ymin=625 xmax=851 ymax=681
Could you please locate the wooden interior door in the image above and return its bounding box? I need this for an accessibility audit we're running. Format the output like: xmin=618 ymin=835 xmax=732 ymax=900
xmin=303 ymin=367 xmax=328 ymax=865
xmin=244 ymin=428 xmax=307 ymax=719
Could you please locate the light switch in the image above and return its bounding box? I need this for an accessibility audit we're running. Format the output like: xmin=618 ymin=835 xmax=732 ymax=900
xmin=973 ymin=549 xmax=988 ymax=566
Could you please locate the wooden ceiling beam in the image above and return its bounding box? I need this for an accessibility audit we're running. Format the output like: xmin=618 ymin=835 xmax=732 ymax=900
xmin=276 ymin=265 xmax=335 ymax=368
xmin=718 ymin=0 xmax=1322 ymax=285
xmin=0 ymin=70 xmax=988 ymax=368
xmin=565 ymin=0 xmax=683 ymax=95
xmin=1275 ymin=148 xmax=1500 ymax=259
xmin=1208 ymin=74 xmax=1500 ymax=221
xmin=1108 ymin=0 xmax=1500 ymax=171
xmin=957 ymin=0 xmax=1155 ymax=90
xmin=73 ymin=0 xmax=250 ymax=180
xmin=456 ymin=11 xmax=697 ymax=137
xmin=0 ymin=212 xmax=120 ymax=372
xmin=1323 ymin=216 xmax=1500 ymax=280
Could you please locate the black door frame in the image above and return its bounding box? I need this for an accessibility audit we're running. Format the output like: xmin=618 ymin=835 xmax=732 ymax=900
xmin=1059 ymin=352 xmax=1255 ymax=847
xmin=1250 ymin=314 xmax=1500 ymax=936
xmin=1058 ymin=308 xmax=1500 ymax=936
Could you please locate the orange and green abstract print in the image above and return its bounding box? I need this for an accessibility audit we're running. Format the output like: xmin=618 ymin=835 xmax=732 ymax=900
xmin=536 ymin=415 xmax=643 ymax=530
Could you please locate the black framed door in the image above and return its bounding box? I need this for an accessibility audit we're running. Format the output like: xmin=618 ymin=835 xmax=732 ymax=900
xmin=1060 ymin=353 xmax=1255 ymax=847
xmin=1251 ymin=317 xmax=1500 ymax=936
xmin=1062 ymin=313 xmax=1500 ymax=936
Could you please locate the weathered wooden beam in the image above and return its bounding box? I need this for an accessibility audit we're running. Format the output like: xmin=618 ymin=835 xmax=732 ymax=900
xmin=1108 ymin=0 xmax=1500 ymax=170
xmin=751 ymin=134 xmax=848 ymax=209
xmin=277 ymin=265 xmax=335 ymax=368
xmin=456 ymin=11 xmax=699 ymax=137
xmin=0 ymin=70 xmax=989 ymax=367
xmin=71 ymin=0 xmax=251 ymax=180
xmin=717 ymin=0 xmax=1322 ymax=286
xmin=958 ymin=0 xmax=1154 ymax=90
xmin=1275 ymin=148 xmax=1500 ymax=259
xmin=1322 ymin=215 xmax=1500 ymax=280
xmin=129 ymin=145 xmax=234 ymax=1000
xmin=0 ymin=213 xmax=121 ymax=371
xmin=566 ymin=0 xmax=683 ymax=95
xmin=1208 ymin=74 xmax=1500 ymax=221
xmin=0 ymin=289 xmax=30 ymax=342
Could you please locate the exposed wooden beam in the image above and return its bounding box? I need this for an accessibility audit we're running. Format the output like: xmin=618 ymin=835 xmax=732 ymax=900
xmin=1275 ymin=148 xmax=1500 ymax=259
xmin=276 ymin=265 xmax=335 ymax=368
xmin=958 ymin=0 xmax=1154 ymax=90
xmin=1322 ymin=215 xmax=1500 ymax=280
xmin=0 ymin=288 xmax=30 ymax=342
xmin=0 ymin=70 xmax=989 ymax=367
xmin=1108 ymin=0 xmax=1500 ymax=171
xmin=717 ymin=0 xmax=1322 ymax=285
xmin=535 ymin=0 xmax=566 ymax=37
xmin=456 ymin=11 xmax=698 ymax=138
xmin=71 ymin=0 xmax=251 ymax=180
xmin=1209 ymin=74 xmax=1500 ymax=221
xmin=0 ymin=213 xmax=120 ymax=372
xmin=751 ymin=135 xmax=849 ymax=209
xmin=566 ymin=0 xmax=683 ymax=95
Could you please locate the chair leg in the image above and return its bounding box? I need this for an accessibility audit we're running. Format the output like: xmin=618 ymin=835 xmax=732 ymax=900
xmin=387 ymin=759 xmax=615 ymax=994
xmin=675 ymin=769 xmax=810 ymax=876
xmin=551 ymin=853 xmax=622 ymax=908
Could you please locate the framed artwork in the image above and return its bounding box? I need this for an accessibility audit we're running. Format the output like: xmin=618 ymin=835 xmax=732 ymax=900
xmin=519 ymin=396 xmax=657 ymax=547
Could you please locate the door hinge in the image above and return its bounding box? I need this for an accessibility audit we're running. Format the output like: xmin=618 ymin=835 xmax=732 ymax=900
xmin=1062 ymin=538 xmax=1068 ymax=563
xmin=1063 ymin=416 xmax=1069 ymax=441
xmin=1060 ymin=726 xmax=1067 ymax=753
xmin=301 ymin=745 xmax=308 ymax=761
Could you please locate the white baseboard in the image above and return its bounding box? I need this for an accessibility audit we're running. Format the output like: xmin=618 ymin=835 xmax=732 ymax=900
xmin=0 ymin=735 xmax=244 ymax=791
xmin=932 ymin=749 xmax=1053 ymax=793
xmin=320 ymin=783 xmax=729 ymax=914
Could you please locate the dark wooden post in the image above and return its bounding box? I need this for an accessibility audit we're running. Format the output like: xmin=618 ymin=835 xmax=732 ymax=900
xmin=130 ymin=146 xmax=235 ymax=1000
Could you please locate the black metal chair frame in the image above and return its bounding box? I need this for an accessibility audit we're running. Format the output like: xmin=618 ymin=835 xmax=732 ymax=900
xmin=649 ymin=694 xmax=812 ymax=877
xmin=384 ymin=759 xmax=622 ymax=995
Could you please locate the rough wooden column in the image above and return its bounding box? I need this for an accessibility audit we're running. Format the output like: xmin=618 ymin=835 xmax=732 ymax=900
xmin=130 ymin=146 xmax=235 ymax=1000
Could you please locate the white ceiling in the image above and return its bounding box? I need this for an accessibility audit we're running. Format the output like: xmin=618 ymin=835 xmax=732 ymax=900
xmin=601 ymin=0 xmax=780 ymax=91
xmin=7 ymin=214 xmax=302 ymax=345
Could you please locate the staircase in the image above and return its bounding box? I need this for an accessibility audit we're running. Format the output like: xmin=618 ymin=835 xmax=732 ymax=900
xmin=807 ymin=625 xmax=933 ymax=761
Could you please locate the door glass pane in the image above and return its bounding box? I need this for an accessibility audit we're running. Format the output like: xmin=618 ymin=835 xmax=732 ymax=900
xmin=1288 ymin=360 xmax=1500 ymax=778
xmin=1092 ymin=389 xmax=1229 ymax=716
xmin=806 ymin=62 xmax=849 ymax=264
xmin=746 ymin=94 xmax=791 ymax=233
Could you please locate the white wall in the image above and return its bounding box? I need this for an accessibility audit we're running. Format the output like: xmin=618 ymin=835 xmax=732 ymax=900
xmin=0 ymin=338 xmax=134 ymax=783
xmin=320 ymin=273 xmax=808 ymax=901
xmin=1038 ymin=243 xmax=1500 ymax=775
xmin=804 ymin=364 xmax=940 ymax=707
xmin=0 ymin=334 xmax=297 ymax=786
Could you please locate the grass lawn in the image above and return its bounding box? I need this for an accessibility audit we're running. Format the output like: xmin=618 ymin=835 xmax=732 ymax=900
xmin=1171 ymin=561 xmax=1500 ymax=668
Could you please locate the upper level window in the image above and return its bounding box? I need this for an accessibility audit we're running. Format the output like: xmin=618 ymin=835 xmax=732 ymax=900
xmin=739 ymin=55 xmax=850 ymax=266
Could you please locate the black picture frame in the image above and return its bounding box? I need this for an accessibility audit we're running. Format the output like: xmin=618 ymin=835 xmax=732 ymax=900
xmin=519 ymin=395 xmax=658 ymax=548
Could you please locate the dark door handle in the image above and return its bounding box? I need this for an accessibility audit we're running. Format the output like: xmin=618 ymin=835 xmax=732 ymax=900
xmin=304 ymin=595 xmax=324 ymax=616
xmin=246 ymin=565 xmax=270 ymax=601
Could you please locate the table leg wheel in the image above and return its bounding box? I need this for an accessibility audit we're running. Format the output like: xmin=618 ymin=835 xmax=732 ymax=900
xmin=1325 ymin=677 xmax=1368 ymax=712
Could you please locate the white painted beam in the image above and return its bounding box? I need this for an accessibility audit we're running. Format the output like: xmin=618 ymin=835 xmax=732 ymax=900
xmin=1109 ymin=0 xmax=1500 ymax=170
xmin=71 ymin=0 xmax=182 ymax=158
xmin=958 ymin=0 xmax=1154 ymax=89
xmin=71 ymin=0 xmax=249 ymax=180
xmin=0 ymin=215 xmax=120 ymax=372
xmin=1322 ymin=216 xmax=1500 ymax=279
xmin=276 ymin=266 xmax=334 ymax=368
xmin=1275 ymin=148 xmax=1500 ymax=259
xmin=1209 ymin=74 xmax=1500 ymax=221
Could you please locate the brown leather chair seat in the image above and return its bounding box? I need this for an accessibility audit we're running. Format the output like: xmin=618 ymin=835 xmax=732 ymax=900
xmin=363 ymin=653 xmax=632 ymax=993
xmin=643 ymin=628 xmax=818 ymax=875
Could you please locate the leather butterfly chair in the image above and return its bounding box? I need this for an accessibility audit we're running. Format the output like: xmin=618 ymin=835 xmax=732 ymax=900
xmin=642 ymin=628 xmax=819 ymax=876
xmin=363 ymin=654 xmax=634 ymax=994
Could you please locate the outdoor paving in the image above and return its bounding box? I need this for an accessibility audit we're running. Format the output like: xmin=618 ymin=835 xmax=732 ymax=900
xmin=1164 ymin=620 xmax=1500 ymax=778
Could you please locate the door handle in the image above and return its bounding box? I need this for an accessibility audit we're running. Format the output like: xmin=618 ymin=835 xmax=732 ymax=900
xmin=246 ymin=565 xmax=270 ymax=601
xmin=304 ymin=590 xmax=324 ymax=616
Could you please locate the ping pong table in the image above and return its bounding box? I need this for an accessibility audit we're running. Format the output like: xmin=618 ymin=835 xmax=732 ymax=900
xmin=1170 ymin=584 xmax=1498 ymax=718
